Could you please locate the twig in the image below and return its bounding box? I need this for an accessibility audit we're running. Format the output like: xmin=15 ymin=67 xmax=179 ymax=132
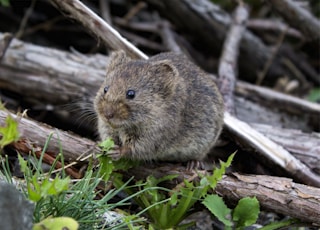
xmin=15 ymin=0 xmax=37 ymax=39
xmin=256 ymin=27 xmax=287 ymax=85
xmin=49 ymin=0 xmax=147 ymax=59
xmin=159 ymin=21 xmax=182 ymax=53
xmin=99 ymin=0 xmax=112 ymax=25
xmin=247 ymin=19 xmax=303 ymax=39
xmin=266 ymin=0 xmax=320 ymax=40
xmin=122 ymin=1 xmax=147 ymax=22
xmin=218 ymin=2 xmax=249 ymax=113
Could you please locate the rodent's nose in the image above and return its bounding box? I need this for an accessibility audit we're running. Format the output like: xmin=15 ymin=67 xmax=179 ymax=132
xmin=105 ymin=110 xmax=114 ymax=119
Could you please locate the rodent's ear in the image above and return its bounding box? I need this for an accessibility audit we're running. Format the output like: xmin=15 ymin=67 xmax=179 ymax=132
xmin=149 ymin=60 xmax=179 ymax=78
xmin=106 ymin=50 xmax=131 ymax=73
xmin=149 ymin=60 xmax=180 ymax=97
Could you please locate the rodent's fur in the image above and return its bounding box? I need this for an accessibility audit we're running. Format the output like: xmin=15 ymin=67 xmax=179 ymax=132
xmin=94 ymin=51 xmax=224 ymax=162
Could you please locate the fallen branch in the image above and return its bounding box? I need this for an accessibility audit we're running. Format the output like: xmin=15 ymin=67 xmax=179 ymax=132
xmin=49 ymin=0 xmax=147 ymax=60
xmin=265 ymin=0 xmax=320 ymax=40
xmin=0 ymin=110 xmax=96 ymax=163
xmin=218 ymin=2 xmax=249 ymax=113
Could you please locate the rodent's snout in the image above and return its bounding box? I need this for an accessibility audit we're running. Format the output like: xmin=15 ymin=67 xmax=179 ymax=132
xmin=103 ymin=105 xmax=115 ymax=120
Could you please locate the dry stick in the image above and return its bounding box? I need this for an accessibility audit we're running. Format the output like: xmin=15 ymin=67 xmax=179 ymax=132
xmin=247 ymin=19 xmax=303 ymax=39
xmin=48 ymin=0 xmax=320 ymax=187
xmin=256 ymin=27 xmax=287 ymax=85
xmin=99 ymin=0 xmax=112 ymax=25
xmin=15 ymin=0 xmax=37 ymax=39
xmin=236 ymin=81 xmax=320 ymax=116
xmin=266 ymin=0 xmax=320 ymax=40
xmin=218 ymin=2 xmax=248 ymax=114
xmin=49 ymin=0 xmax=147 ymax=60
xmin=159 ymin=21 xmax=183 ymax=53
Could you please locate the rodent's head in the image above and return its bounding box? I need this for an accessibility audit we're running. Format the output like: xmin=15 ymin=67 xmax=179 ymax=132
xmin=94 ymin=51 xmax=180 ymax=129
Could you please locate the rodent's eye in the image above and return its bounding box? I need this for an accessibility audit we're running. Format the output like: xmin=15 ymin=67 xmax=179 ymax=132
xmin=126 ymin=90 xmax=136 ymax=99
xmin=103 ymin=86 xmax=109 ymax=94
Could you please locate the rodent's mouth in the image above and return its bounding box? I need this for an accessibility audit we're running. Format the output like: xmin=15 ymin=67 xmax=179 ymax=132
xmin=105 ymin=118 xmax=125 ymax=129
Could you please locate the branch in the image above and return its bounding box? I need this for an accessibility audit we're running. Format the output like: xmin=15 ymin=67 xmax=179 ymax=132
xmin=266 ymin=0 xmax=320 ymax=40
xmin=218 ymin=2 xmax=249 ymax=113
xmin=49 ymin=0 xmax=147 ymax=59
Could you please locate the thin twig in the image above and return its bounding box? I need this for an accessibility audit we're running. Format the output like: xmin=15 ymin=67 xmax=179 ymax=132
xmin=256 ymin=27 xmax=287 ymax=85
xmin=49 ymin=0 xmax=148 ymax=59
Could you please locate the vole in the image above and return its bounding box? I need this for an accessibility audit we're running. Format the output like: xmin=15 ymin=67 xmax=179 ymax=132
xmin=94 ymin=51 xmax=224 ymax=165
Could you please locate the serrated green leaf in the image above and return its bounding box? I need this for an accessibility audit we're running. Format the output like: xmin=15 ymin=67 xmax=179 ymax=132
xmin=28 ymin=184 xmax=41 ymax=202
xmin=54 ymin=177 xmax=70 ymax=192
xmin=0 ymin=115 xmax=19 ymax=148
xmin=208 ymin=152 xmax=235 ymax=189
xmin=33 ymin=217 xmax=79 ymax=230
xmin=202 ymin=194 xmax=233 ymax=227
xmin=233 ymin=197 xmax=260 ymax=227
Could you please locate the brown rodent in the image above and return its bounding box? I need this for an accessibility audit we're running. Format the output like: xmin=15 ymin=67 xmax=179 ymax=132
xmin=94 ymin=51 xmax=224 ymax=163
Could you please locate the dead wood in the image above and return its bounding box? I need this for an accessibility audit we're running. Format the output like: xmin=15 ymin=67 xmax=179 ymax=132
xmin=0 ymin=107 xmax=319 ymax=223
xmin=1 ymin=32 xmax=320 ymax=186
xmin=252 ymin=124 xmax=320 ymax=174
xmin=49 ymin=0 xmax=147 ymax=60
xmin=0 ymin=109 xmax=96 ymax=163
xmin=144 ymin=0 xmax=301 ymax=84
xmin=218 ymin=2 xmax=249 ymax=114
xmin=123 ymin=165 xmax=320 ymax=224
xmin=265 ymin=0 xmax=320 ymax=41
xmin=42 ymin=0 xmax=320 ymax=186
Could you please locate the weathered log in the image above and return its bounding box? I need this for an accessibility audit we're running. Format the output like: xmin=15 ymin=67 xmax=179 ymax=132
xmin=124 ymin=165 xmax=320 ymax=224
xmin=0 ymin=110 xmax=96 ymax=162
xmin=0 ymin=108 xmax=319 ymax=224
xmin=0 ymin=32 xmax=319 ymax=186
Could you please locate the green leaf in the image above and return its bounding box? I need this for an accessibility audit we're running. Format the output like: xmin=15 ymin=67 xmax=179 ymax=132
xmin=0 ymin=115 xmax=19 ymax=148
xmin=307 ymin=88 xmax=320 ymax=102
xmin=33 ymin=217 xmax=79 ymax=230
xmin=233 ymin=197 xmax=260 ymax=228
xmin=202 ymin=194 xmax=233 ymax=227
xmin=98 ymin=155 xmax=114 ymax=181
xmin=99 ymin=138 xmax=115 ymax=152
xmin=207 ymin=152 xmax=235 ymax=189
xmin=0 ymin=0 xmax=10 ymax=7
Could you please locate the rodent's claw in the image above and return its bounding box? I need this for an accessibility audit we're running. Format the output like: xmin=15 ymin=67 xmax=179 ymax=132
xmin=107 ymin=145 xmax=122 ymax=161
xmin=107 ymin=145 xmax=132 ymax=161
xmin=186 ymin=160 xmax=205 ymax=171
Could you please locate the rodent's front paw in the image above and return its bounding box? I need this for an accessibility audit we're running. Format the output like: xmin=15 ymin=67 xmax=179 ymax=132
xmin=107 ymin=145 xmax=131 ymax=161
xmin=186 ymin=160 xmax=205 ymax=171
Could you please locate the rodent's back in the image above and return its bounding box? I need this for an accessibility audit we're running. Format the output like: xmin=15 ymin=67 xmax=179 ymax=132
xmin=149 ymin=53 xmax=224 ymax=161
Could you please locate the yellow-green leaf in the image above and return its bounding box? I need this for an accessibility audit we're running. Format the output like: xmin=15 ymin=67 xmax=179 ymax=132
xmin=0 ymin=115 xmax=19 ymax=148
xmin=33 ymin=217 xmax=79 ymax=230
